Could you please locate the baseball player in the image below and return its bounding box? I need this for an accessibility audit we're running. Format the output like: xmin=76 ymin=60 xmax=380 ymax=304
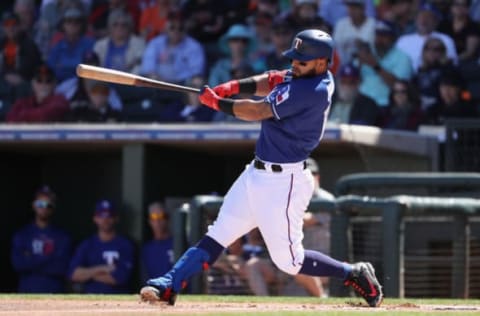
xmin=140 ymin=29 xmax=384 ymax=307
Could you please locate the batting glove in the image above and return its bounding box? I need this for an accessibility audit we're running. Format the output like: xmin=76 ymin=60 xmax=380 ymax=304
xmin=267 ymin=70 xmax=288 ymax=90
xmin=199 ymin=85 xmax=221 ymax=111
xmin=212 ymin=80 xmax=240 ymax=98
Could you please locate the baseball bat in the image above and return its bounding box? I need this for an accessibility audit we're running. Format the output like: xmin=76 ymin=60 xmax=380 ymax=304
xmin=76 ymin=64 xmax=200 ymax=94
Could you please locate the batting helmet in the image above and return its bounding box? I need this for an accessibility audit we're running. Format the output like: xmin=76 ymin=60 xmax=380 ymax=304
xmin=282 ymin=29 xmax=334 ymax=62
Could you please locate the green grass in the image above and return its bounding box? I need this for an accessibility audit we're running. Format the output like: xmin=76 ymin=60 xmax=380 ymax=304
xmin=1 ymin=294 xmax=479 ymax=315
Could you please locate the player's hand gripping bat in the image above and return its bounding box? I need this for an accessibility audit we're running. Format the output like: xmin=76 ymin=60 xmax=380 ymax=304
xmin=76 ymin=64 xmax=200 ymax=94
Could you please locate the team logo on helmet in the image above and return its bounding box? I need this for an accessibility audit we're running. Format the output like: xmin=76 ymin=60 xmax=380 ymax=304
xmin=294 ymin=38 xmax=302 ymax=50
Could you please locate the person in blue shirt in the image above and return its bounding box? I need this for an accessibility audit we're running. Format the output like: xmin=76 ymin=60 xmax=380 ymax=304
xmin=141 ymin=202 xmax=174 ymax=282
xmin=47 ymin=7 xmax=95 ymax=83
xmin=68 ymin=199 xmax=134 ymax=294
xmin=11 ymin=185 xmax=72 ymax=293
xmin=140 ymin=29 xmax=384 ymax=308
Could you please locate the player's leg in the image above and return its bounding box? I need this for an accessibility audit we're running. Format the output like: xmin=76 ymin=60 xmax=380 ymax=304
xmin=141 ymin=167 xmax=257 ymax=304
xmin=254 ymin=169 xmax=383 ymax=307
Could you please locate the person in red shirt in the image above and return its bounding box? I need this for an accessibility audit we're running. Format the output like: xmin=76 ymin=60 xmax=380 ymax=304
xmin=6 ymin=64 xmax=69 ymax=123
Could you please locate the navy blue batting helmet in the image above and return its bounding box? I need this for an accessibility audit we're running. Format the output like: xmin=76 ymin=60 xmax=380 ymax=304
xmin=282 ymin=29 xmax=334 ymax=62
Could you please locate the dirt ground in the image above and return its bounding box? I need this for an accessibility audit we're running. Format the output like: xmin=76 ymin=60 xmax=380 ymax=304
xmin=1 ymin=297 xmax=480 ymax=316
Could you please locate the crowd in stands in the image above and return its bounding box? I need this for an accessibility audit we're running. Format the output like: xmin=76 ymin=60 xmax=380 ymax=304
xmin=0 ymin=0 xmax=479 ymax=130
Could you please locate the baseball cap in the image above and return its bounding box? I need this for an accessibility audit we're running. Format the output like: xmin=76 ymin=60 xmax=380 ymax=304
xmin=35 ymin=185 xmax=56 ymax=200
xmin=339 ymin=63 xmax=360 ymax=79
xmin=375 ymin=19 xmax=397 ymax=36
xmin=63 ymin=7 xmax=84 ymax=20
xmin=418 ymin=2 xmax=442 ymax=19
xmin=296 ymin=0 xmax=318 ymax=6
xmin=95 ymin=199 xmax=117 ymax=218
xmin=344 ymin=0 xmax=365 ymax=6
xmin=306 ymin=157 xmax=319 ymax=174
xmin=33 ymin=64 xmax=55 ymax=83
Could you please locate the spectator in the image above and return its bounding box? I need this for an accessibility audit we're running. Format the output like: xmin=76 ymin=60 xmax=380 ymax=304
xmin=281 ymin=0 xmax=324 ymax=33
xmin=68 ymin=199 xmax=135 ymax=294
xmin=65 ymin=80 xmax=122 ymax=122
xmin=413 ymin=37 xmax=455 ymax=112
xmin=471 ymin=0 xmax=480 ymax=22
xmin=253 ymin=18 xmax=294 ymax=73
xmin=248 ymin=11 xmax=275 ymax=65
xmin=438 ymin=0 xmax=480 ymax=63
xmin=208 ymin=24 xmax=256 ymax=87
xmin=378 ymin=0 xmax=416 ymax=36
xmin=180 ymin=0 xmax=227 ymax=63
xmin=158 ymin=75 xmax=215 ymax=122
xmin=140 ymin=9 xmax=205 ymax=86
xmin=6 ymin=63 xmax=69 ymax=123
xmin=357 ymin=19 xmax=413 ymax=108
xmin=0 ymin=11 xmax=42 ymax=113
xmin=395 ymin=2 xmax=458 ymax=72
xmin=13 ymin=0 xmax=37 ymax=34
xmin=141 ymin=202 xmax=174 ymax=282
xmin=424 ymin=70 xmax=477 ymax=124
xmin=93 ymin=9 xmax=146 ymax=74
xmin=10 ymin=186 xmax=72 ymax=293
xmin=88 ymin=0 xmax=141 ymax=39
xmin=211 ymin=61 xmax=256 ymax=122
xmin=138 ymin=0 xmax=173 ymax=41
xmin=57 ymin=51 xmax=123 ymax=111
xmin=35 ymin=0 xmax=82 ymax=60
xmin=328 ymin=62 xmax=380 ymax=126
xmin=332 ymin=0 xmax=376 ymax=65
xmin=318 ymin=0 xmax=376 ymax=28
xmin=302 ymin=157 xmax=335 ymax=297
xmin=381 ymin=79 xmax=424 ymax=131
xmin=47 ymin=7 xmax=95 ymax=83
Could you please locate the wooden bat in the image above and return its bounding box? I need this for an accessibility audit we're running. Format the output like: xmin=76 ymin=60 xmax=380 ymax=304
xmin=76 ymin=64 xmax=200 ymax=94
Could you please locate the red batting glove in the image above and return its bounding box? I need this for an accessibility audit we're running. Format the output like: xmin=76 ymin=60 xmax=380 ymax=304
xmin=212 ymin=80 xmax=240 ymax=98
xmin=267 ymin=70 xmax=288 ymax=90
xmin=199 ymin=85 xmax=221 ymax=111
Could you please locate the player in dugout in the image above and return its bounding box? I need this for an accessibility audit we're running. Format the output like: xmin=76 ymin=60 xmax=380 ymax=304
xmin=140 ymin=29 xmax=384 ymax=307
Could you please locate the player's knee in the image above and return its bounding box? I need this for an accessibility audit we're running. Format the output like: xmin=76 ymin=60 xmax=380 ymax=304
xmin=270 ymin=256 xmax=302 ymax=275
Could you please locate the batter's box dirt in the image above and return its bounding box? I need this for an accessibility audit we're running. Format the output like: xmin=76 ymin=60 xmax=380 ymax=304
xmin=0 ymin=296 xmax=479 ymax=315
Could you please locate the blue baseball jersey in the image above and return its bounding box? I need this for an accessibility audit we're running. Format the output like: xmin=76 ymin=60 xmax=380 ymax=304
xmin=11 ymin=223 xmax=72 ymax=293
xmin=141 ymin=237 xmax=174 ymax=282
xmin=257 ymin=70 xmax=334 ymax=163
xmin=68 ymin=234 xmax=134 ymax=294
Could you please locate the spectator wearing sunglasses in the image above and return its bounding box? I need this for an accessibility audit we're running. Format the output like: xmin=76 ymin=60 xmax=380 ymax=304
xmin=10 ymin=186 xmax=73 ymax=293
xmin=6 ymin=63 xmax=69 ymax=123
xmin=140 ymin=202 xmax=174 ymax=282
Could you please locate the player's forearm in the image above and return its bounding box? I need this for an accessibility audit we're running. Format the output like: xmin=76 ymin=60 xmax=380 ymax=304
xmin=92 ymin=273 xmax=117 ymax=285
xmin=231 ymin=99 xmax=273 ymax=121
xmin=248 ymin=73 xmax=270 ymax=96
xmin=71 ymin=265 xmax=111 ymax=282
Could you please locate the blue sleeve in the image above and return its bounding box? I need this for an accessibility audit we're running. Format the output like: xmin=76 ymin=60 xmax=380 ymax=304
xmin=47 ymin=44 xmax=59 ymax=72
xmin=186 ymin=41 xmax=205 ymax=78
xmin=111 ymin=240 xmax=135 ymax=285
xmin=140 ymin=40 xmax=157 ymax=76
xmin=67 ymin=240 xmax=89 ymax=279
xmin=10 ymin=230 xmax=48 ymax=272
